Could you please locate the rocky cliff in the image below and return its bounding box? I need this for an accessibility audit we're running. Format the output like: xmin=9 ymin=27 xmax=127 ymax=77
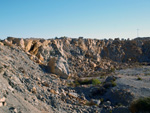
xmin=2 ymin=37 xmax=150 ymax=78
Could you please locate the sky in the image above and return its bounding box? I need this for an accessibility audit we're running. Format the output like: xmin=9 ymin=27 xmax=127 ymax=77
xmin=0 ymin=0 xmax=150 ymax=39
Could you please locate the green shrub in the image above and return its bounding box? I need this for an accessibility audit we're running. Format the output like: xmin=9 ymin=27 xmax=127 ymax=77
xmin=74 ymin=80 xmax=80 ymax=86
xmin=85 ymin=101 xmax=97 ymax=106
xmin=79 ymin=79 xmax=92 ymax=85
xmin=99 ymin=76 xmax=104 ymax=79
xmin=68 ymin=82 xmax=75 ymax=87
xmin=70 ymin=79 xmax=101 ymax=87
xmin=109 ymin=110 xmax=112 ymax=113
xmin=145 ymin=73 xmax=150 ymax=76
xmin=130 ymin=97 xmax=150 ymax=113
xmin=110 ymin=67 xmax=115 ymax=72
xmin=100 ymin=98 xmax=104 ymax=103
xmin=111 ymin=81 xmax=117 ymax=87
xmin=92 ymin=79 xmax=101 ymax=85
xmin=137 ymin=77 xmax=142 ymax=80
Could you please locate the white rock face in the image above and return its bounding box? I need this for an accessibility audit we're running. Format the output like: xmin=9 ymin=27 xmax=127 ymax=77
xmin=48 ymin=57 xmax=70 ymax=78
xmin=55 ymin=57 xmax=70 ymax=78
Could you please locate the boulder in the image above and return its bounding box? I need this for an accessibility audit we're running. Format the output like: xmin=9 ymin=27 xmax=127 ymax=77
xmin=3 ymin=39 xmax=13 ymax=46
xmin=91 ymin=99 xmax=101 ymax=105
xmin=93 ymin=54 xmax=101 ymax=62
xmin=61 ymin=89 xmax=66 ymax=96
xmin=89 ymin=61 xmax=97 ymax=68
xmin=9 ymin=107 xmax=17 ymax=113
xmin=68 ymin=92 xmax=78 ymax=98
xmin=48 ymin=57 xmax=56 ymax=73
xmin=0 ymin=97 xmax=6 ymax=107
xmin=29 ymin=42 xmax=42 ymax=55
xmin=105 ymin=89 xmax=134 ymax=106
xmin=78 ymin=39 xmax=87 ymax=51
xmin=0 ymin=97 xmax=6 ymax=102
xmin=50 ymin=89 xmax=58 ymax=94
xmin=31 ymin=87 xmax=37 ymax=94
xmin=103 ymin=101 xmax=111 ymax=106
xmin=11 ymin=38 xmax=25 ymax=49
xmin=0 ymin=42 xmax=4 ymax=46
xmin=48 ymin=57 xmax=70 ymax=79
xmin=19 ymin=38 xmax=25 ymax=49
xmin=37 ymin=53 xmax=44 ymax=61
xmin=24 ymin=40 xmax=33 ymax=52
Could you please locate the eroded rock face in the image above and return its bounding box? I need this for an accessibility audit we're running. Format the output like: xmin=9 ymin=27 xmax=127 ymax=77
xmin=4 ymin=37 xmax=150 ymax=78
xmin=4 ymin=37 xmax=150 ymax=62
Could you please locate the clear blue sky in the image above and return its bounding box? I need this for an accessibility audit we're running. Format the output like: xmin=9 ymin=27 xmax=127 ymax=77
xmin=0 ymin=0 xmax=150 ymax=39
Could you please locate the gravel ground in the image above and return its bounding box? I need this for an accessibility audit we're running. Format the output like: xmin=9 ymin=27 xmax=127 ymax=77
xmin=115 ymin=66 xmax=150 ymax=98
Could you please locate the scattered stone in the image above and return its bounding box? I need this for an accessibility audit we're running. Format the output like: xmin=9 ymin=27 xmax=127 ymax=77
xmin=50 ymin=89 xmax=58 ymax=94
xmin=37 ymin=53 xmax=44 ymax=61
xmin=32 ymin=87 xmax=37 ymax=94
xmin=7 ymin=86 xmax=14 ymax=92
xmin=0 ymin=97 xmax=6 ymax=107
xmin=103 ymin=101 xmax=111 ymax=106
xmin=0 ymin=102 xmax=3 ymax=107
xmin=89 ymin=61 xmax=97 ymax=68
xmin=0 ymin=97 xmax=6 ymax=102
xmin=9 ymin=107 xmax=17 ymax=113
xmin=68 ymin=92 xmax=78 ymax=98
xmin=91 ymin=99 xmax=101 ymax=105
xmin=61 ymin=89 xmax=66 ymax=96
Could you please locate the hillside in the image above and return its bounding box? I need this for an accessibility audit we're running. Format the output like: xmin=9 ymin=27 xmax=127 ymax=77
xmin=0 ymin=37 xmax=150 ymax=113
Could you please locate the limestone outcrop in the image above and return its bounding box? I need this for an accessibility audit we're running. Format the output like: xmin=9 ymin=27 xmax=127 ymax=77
xmin=3 ymin=37 xmax=150 ymax=78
